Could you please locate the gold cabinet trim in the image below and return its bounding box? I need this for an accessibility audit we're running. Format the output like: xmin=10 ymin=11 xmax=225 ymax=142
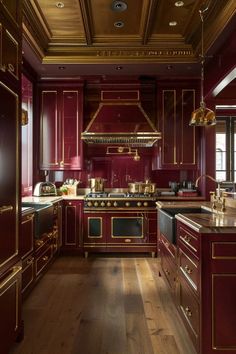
xmin=212 ymin=274 xmax=236 ymax=350
xmin=181 ymin=89 xmax=196 ymax=165
xmin=87 ymin=217 xmax=102 ymax=238
xmin=111 ymin=216 xmax=144 ymax=238
xmin=212 ymin=242 xmax=236 ymax=259
xmin=162 ymin=90 xmax=177 ymax=165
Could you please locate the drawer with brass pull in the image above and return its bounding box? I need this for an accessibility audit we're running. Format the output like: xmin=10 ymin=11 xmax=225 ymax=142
xmin=179 ymin=248 xmax=199 ymax=293
xmin=178 ymin=224 xmax=199 ymax=258
xmin=35 ymin=245 xmax=53 ymax=277
xmin=179 ymin=276 xmax=200 ymax=350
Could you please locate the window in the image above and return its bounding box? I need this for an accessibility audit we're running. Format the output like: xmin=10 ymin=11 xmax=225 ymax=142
xmin=21 ymin=74 xmax=33 ymax=195
xmin=216 ymin=117 xmax=236 ymax=181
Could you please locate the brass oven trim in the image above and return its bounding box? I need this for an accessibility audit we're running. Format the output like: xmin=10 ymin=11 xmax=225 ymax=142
xmin=181 ymin=89 xmax=196 ymax=165
xmin=162 ymin=90 xmax=177 ymax=165
xmin=111 ymin=216 xmax=144 ymax=238
xmin=212 ymin=273 xmax=236 ymax=350
xmin=65 ymin=205 xmax=77 ymax=245
xmin=212 ymin=242 xmax=236 ymax=259
xmin=87 ymin=217 xmax=103 ymax=238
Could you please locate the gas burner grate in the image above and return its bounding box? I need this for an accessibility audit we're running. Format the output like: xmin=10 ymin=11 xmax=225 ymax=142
xmin=126 ymin=193 xmax=152 ymax=198
xmin=86 ymin=192 xmax=108 ymax=198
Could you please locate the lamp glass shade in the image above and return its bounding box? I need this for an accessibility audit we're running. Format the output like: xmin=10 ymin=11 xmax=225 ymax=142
xmin=189 ymin=105 xmax=216 ymax=126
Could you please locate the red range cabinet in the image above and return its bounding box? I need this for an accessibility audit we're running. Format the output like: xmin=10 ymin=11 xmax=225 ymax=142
xmin=153 ymin=82 xmax=200 ymax=170
xmin=38 ymin=82 xmax=84 ymax=170
xmin=0 ymin=1 xmax=23 ymax=353
xmin=83 ymin=210 xmax=157 ymax=255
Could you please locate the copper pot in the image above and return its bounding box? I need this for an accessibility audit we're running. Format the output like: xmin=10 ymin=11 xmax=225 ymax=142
xmin=89 ymin=178 xmax=106 ymax=192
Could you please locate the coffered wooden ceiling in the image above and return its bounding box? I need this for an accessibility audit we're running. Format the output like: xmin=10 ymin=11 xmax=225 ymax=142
xmin=22 ymin=0 xmax=236 ymax=77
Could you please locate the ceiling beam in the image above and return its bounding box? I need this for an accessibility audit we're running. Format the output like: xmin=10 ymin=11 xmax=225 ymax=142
xmin=79 ymin=0 xmax=93 ymax=45
xmin=141 ymin=0 xmax=159 ymax=45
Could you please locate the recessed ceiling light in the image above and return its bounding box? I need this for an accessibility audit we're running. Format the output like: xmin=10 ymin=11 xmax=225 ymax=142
xmin=111 ymin=1 xmax=127 ymax=12
xmin=116 ymin=66 xmax=123 ymax=70
xmin=175 ymin=1 xmax=184 ymax=7
xmin=169 ymin=21 xmax=177 ymax=26
xmin=56 ymin=2 xmax=64 ymax=8
xmin=114 ymin=21 xmax=124 ymax=28
xmin=58 ymin=66 xmax=65 ymax=70
xmin=166 ymin=65 xmax=173 ymax=70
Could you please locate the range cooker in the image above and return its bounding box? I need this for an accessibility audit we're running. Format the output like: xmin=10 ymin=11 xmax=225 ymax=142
xmin=84 ymin=192 xmax=156 ymax=210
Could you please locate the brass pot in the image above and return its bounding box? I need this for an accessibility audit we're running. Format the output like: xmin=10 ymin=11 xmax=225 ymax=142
xmin=89 ymin=178 xmax=106 ymax=192
xmin=128 ymin=182 xmax=156 ymax=194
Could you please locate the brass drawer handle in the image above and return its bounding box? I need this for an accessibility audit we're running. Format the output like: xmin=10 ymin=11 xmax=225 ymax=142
xmin=0 ymin=266 xmax=22 ymax=290
xmin=36 ymin=240 xmax=44 ymax=247
xmin=27 ymin=214 xmax=34 ymax=221
xmin=8 ymin=63 xmax=15 ymax=72
xmin=184 ymin=265 xmax=193 ymax=275
xmin=183 ymin=234 xmax=191 ymax=244
xmin=125 ymin=239 xmax=131 ymax=243
xmin=185 ymin=306 xmax=192 ymax=317
xmin=0 ymin=205 xmax=13 ymax=214
xmin=26 ymin=257 xmax=34 ymax=265
xmin=42 ymin=255 xmax=49 ymax=262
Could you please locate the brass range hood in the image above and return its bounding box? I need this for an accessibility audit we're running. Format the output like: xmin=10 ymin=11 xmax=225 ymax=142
xmin=81 ymin=90 xmax=161 ymax=147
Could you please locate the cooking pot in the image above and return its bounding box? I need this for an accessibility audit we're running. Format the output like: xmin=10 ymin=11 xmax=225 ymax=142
xmin=128 ymin=182 xmax=156 ymax=195
xmin=89 ymin=178 xmax=106 ymax=192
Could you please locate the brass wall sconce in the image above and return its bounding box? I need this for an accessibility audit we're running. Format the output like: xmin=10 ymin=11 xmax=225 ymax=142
xmin=106 ymin=146 xmax=140 ymax=161
xmin=21 ymin=108 xmax=28 ymax=126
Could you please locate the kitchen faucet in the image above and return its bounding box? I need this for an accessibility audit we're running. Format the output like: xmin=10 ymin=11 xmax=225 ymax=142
xmin=195 ymin=174 xmax=225 ymax=212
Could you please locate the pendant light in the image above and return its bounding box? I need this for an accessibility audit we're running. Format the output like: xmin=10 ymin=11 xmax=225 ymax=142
xmin=189 ymin=6 xmax=216 ymax=126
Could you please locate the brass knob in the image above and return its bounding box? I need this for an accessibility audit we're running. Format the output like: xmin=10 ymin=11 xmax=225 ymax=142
xmin=42 ymin=255 xmax=49 ymax=261
xmin=101 ymin=202 xmax=105 ymax=207
xmin=94 ymin=202 xmax=98 ymax=207
xmin=107 ymin=202 xmax=111 ymax=207
xmin=184 ymin=265 xmax=193 ymax=274
xmin=87 ymin=201 xmax=92 ymax=207
xmin=185 ymin=306 xmax=192 ymax=317
xmin=143 ymin=202 xmax=148 ymax=207
xmin=125 ymin=202 xmax=130 ymax=207
xmin=113 ymin=202 xmax=118 ymax=207
xmin=137 ymin=202 xmax=142 ymax=207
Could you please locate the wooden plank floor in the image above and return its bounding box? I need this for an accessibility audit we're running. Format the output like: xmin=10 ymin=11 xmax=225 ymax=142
xmin=10 ymin=256 xmax=196 ymax=354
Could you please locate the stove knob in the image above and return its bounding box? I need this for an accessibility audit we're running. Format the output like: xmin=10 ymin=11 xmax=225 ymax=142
xmin=125 ymin=202 xmax=130 ymax=207
xmin=94 ymin=202 xmax=98 ymax=207
xmin=137 ymin=202 xmax=142 ymax=207
xmin=87 ymin=201 xmax=92 ymax=207
xmin=143 ymin=202 xmax=148 ymax=207
xmin=107 ymin=202 xmax=111 ymax=207
xmin=101 ymin=201 xmax=105 ymax=207
xmin=113 ymin=201 xmax=118 ymax=207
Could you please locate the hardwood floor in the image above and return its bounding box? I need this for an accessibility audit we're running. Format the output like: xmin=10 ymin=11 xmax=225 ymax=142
xmin=11 ymin=256 xmax=196 ymax=354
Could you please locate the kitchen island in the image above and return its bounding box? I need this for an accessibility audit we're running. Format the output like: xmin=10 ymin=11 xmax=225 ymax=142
xmin=157 ymin=200 xmax=236 ymax=354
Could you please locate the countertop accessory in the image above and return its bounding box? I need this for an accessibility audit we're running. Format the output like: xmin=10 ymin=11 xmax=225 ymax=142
xmin=33 ymin=182 xmax=57 ymax=196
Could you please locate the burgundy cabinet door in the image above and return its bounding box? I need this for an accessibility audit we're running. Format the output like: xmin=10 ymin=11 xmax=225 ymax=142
xmin=39 ymin=86 xmax=83 ymax=170
xmin=154 ymin=86 xmax=198 ymax=170
xmin=0 ymin=82 xmax=19 ymax=273
xmin=40 ymin=90 xmax=59 ymax=169
xmin=63 ymin=200 xmax=83 ymax=249
xmin=61 ymin=90 xmax=83 ymax=169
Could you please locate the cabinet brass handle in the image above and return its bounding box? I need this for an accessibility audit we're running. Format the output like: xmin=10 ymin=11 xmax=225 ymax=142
xmin=0 ymin=266 xmax=22 ymax=290
xmin=42 ymin=255 xmax=49 ymax=261
xmin=0 ymin=205 xmax=13 ymax=214
xmin=183 ymin=234 xmax=191 ymax=243
xmin=185 ymin=306 xmax=192 ymax=317
xmin=26 ymin=257 xmax=34 ymax=265
xmin=165 ymin=268 xmax=170 ymax=275
xmin=7 ymin=63 xmax=15 ymax=72
xmin=36 ymin=240 xmax=44 ymax=247
xmin=184 ymin=265 xmax=193 ymax=275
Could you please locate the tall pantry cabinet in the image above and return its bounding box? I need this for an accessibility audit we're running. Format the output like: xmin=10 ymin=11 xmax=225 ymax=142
xmin=0 ymin=1 xmax=23 ymax=353
xmin=38 ymin=82 xmax=84 ymax=171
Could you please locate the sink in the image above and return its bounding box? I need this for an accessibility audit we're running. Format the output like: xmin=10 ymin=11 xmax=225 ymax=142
xmin=158 ymin=207 xmax=211 ymax=244
xmin=22 ymin=202 xmax=54 ymax=239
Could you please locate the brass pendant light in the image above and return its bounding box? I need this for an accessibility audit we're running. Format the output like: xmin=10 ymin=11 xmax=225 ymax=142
xmin=189 ymin=6 xmax=216 ymax=126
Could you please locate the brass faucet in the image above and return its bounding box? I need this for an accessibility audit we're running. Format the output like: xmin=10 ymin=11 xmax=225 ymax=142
xmin=195 ymin=174 xmax=225 ymax=212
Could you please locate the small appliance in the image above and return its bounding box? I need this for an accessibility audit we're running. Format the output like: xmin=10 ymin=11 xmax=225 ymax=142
xmin=33 ymin=182 xmax=57 ymax=196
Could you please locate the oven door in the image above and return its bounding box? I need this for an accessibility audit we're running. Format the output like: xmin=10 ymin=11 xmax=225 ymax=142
xmin=108 ymin=212 xmax=147 ymax=245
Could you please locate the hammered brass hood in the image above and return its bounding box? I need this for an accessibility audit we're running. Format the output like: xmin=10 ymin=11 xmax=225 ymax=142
xmin=81 ymin=91 xmax=161 ymax=147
